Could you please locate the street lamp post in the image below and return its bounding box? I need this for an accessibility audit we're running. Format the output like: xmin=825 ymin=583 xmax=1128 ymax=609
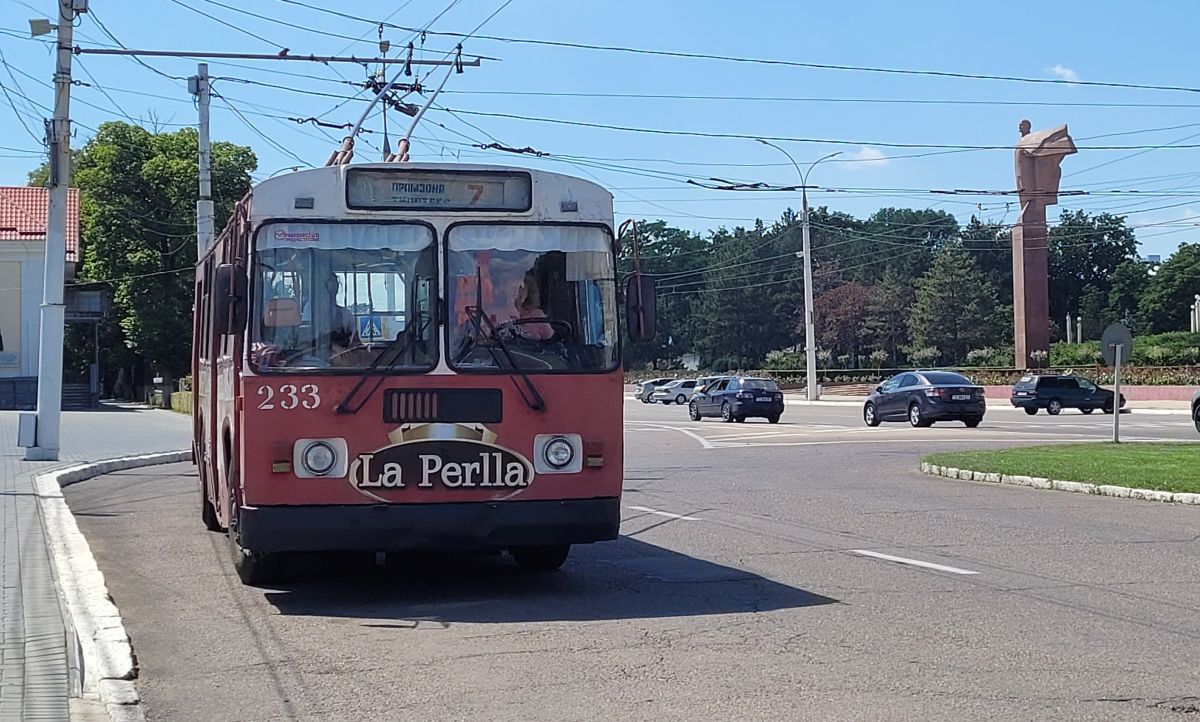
xmin=757 ymin=140 xmax=841 ymax=401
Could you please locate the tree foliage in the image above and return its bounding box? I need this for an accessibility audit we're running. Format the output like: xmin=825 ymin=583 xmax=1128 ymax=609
xmin=67 ymin=122 xmax=256 ymax=385
xmin=907 ymin=245 xmax=1007 ymax=365
xmin=1048 ymin=210 xmax=1138 ymax=327
xmin=1139 ymin=243 xmax=1200 ymax=333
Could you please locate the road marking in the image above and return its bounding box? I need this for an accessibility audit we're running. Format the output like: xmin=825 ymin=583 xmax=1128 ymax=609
xmin=626 ymin=421 xmax=716 ymax=449
xmin=628 ymin=505 xmax=702 ymax=521
xmin=849 ymin=549 xmax=979 ymax=575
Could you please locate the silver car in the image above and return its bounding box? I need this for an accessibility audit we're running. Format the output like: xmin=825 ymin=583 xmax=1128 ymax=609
xmin=636 ymin=377 xmax=673 ymax=403
xmin=650 ymin=379 xmax=698 ymax=405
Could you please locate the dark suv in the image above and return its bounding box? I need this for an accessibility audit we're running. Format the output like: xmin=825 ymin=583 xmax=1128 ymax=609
xmin=1010 ymin=374 xmax=1125 ymax=415
xmin=689 ymin=376 xmax=784 ymax=423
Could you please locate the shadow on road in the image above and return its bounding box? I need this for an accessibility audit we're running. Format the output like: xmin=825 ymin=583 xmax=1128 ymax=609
xmin=263 ymin=536 xmax=836 ymax=623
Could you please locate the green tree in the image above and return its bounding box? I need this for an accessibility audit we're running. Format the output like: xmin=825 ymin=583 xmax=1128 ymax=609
xmin=960 ymin=215 xmax=1012 ymax=306
xmin=694 ymin=219 xmax=805 ymax=367
xmin=1138 ymin=244 xmax=1200 ymax=333
xmin=863 ymin=266 xmax=914 ymax=367
xmin=67 ymin=121 xmax=256 ymax=389
xmin=1048 ymin=210 xmax=1138 ymax=327
xmin=1107 ymin=259 xmax=1151 ymax=331
xmin=907 ymin=245 xmax=1006 ymax=365
xmin=1077 ymin=283 xmax=1108 ymax=340
xmin=618 ymin=220 xmax=709 ymax=368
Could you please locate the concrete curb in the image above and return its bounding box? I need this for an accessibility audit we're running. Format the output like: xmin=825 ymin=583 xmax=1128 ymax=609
xmin=919 ymin=461 xmax=1200 ymax=506
xmin=35 ymin=450 xmax=193 ymax=722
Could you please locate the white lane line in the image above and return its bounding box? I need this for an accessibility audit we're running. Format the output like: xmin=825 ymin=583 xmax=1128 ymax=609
xmin=628 ymin=505 xmax=702 ymax=521
xmin=849 ymin=549 xmax=979 ymax=575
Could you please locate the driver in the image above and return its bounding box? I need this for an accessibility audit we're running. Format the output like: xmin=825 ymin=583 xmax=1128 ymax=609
xmin=306 ymin=272 xmax=359 ymax=354
xmin=510 ymin=270 xmax=555 ymax=341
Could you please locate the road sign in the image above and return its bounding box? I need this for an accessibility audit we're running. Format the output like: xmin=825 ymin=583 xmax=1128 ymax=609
xmin=358 ymin=315 xmax=383 ymax=340
xmin=1100 ymin=322 xmax=1133 ymax=367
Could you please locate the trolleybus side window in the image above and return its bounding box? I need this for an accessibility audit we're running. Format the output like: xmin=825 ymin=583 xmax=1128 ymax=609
xmin=251 ymin=222 xmax=437 ymax=372
xmin=447 ymin=224 xmax=618 ymax=373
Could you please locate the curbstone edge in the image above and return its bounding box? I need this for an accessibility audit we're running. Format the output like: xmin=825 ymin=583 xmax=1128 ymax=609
xmin=923 ymin=462 xmax=1197 ymax=508
xmin=36 ymin=449 xmax=192 ymax=722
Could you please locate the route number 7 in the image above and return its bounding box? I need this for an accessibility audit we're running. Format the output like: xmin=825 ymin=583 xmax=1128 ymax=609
xmin=467 ymin=184 xmax=485 ymax=205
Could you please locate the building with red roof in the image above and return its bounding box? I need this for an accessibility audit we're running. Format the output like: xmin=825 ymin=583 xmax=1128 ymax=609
xmin=0 ymin=186 xmax=81 ymax=409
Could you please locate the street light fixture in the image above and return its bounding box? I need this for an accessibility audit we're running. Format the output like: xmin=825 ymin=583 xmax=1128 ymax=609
xmin=29 ymin=18 xmax=55 ymax=37
xmin=757 ymin=139 xmax=841 ymax=401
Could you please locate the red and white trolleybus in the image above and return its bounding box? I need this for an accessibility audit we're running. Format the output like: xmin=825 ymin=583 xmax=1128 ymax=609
xmin=192 ymin=163 xmax=656 ymax=584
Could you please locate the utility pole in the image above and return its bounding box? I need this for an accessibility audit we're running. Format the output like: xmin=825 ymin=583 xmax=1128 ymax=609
xmin=25 ymin=0 xmax=83 ymax=461
xmin=190 ymin=64 xmax=214 ymax=259
xmin=757 ymin=140 xmax=840 ymax=401
xmin=1076 ymin=315 xmax=1083 ymax=344
xmin=1066 ymin=313 xmax=1073 ymax=343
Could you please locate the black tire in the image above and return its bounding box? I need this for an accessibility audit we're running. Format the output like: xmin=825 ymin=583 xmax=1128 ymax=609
xmin=200 ymin=469 xmax=222 ymax=532
xmin=909 ymin=403 xmax=931 ymax=428
xmin=227 ymin=492 xmax=281 ymax=586
xmin=734 ymin=416 xmax=746 ymax=423
xmin=1047 ymin=399 xmax=1063 ymax=415
xmin=511 ymin=544 xmax=570 ymax=571
xmin=1103 ymin=399 xmax=1115 ymax=414
xmin=767 ymin=415 xmax=780 ymax=424
xmin=1194 ymin=404 xmax=1200 ymax=433
xmin=688 ymin=400 xmax=701 ymax=421
xmin=1024 ymin=407 xmax=1038 ymax=416
xmin=721 ymin=402 xmax=734 ymax=422
xmin=964 ymin=417 xmax=981 ymax=428
xmin=641 ymin=397 xmax=650 ymax=404
xmin=864 ymin=402 xmax=881 ymax=427
xmin=675 ymin=394 xmax=686 ymax=405
xmin=1080 ymin=407 xmax=1094 ymax=415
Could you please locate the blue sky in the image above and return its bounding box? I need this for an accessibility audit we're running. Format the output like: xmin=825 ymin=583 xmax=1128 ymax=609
xmin=2 ymin=0 xmax=1199 ymax=258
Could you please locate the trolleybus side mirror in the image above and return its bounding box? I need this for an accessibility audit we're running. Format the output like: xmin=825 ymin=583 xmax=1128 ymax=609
xmin=624 ymin=273 xmax=657 ymax=343
xmin=213 ymin=261 xmax=248 ymax=335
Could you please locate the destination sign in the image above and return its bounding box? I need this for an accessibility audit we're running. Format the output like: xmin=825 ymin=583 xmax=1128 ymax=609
xmin=346 ymin=169 xmax=532 ymax=212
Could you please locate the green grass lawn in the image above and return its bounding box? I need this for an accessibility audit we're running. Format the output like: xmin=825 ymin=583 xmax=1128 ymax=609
xmin=924 ymin=443 xmax=1200 ymax=493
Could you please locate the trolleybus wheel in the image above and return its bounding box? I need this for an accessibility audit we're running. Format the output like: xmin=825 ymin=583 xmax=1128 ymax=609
xmin=228 ymin=493 xmax=281 ymax=586
xmin=511 ymin=544 xmax=571 ymax=571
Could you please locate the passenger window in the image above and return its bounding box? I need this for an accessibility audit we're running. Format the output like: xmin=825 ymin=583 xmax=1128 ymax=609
xmin=1062 ymin=378 xmax=1080 ymax=389
xmin=898 ymin=374 xmax=918 ymax=387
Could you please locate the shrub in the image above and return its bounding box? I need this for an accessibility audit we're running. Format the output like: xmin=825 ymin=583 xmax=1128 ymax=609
xmin=909 ymin=347 xmax=939 ymax=367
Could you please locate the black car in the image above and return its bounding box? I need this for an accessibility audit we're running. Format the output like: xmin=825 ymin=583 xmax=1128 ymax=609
xmin=1010 ymin=374 xmax=1125 ymax=415
xmin=689 ymin=376 xmax=784 ymax=423
xmin=863 ymin=371 xmax=986 ymax=428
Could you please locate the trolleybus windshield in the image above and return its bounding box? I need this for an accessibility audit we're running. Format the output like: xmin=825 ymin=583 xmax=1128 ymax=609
xmin=447 ymin=224 xmax=618 ymax=373
xmin=251 ymin=222 xmax=437 ymax=371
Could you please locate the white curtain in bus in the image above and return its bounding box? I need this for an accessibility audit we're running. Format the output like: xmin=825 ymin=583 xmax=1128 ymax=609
xmin=448 ymin=225 xmax=611 ymax=253
xmin=258 ymin=222 xmax=433 ymax=251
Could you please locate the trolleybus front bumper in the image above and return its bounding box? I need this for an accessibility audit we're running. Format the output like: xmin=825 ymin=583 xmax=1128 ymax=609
xmin=237 ymin=497 xmax=621 ymax=553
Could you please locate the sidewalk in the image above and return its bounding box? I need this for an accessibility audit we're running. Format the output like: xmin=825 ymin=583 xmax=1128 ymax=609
xmin=0 ymin=404 xmax=190 ymax=721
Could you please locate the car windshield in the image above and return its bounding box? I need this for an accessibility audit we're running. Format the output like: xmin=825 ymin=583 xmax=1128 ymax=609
xmin=447 ymin=225 xmax=618 ymax=372
xmin=741 ymin=379 xmax=779 ymax=390
xmin=252 ymin=223 xmax=437 ymax=371
xmin=922 ymin=372 xmax=973 ymax=385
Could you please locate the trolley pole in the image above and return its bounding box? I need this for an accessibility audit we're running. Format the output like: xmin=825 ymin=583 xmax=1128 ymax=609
xmin=26 ymin=0 xmax=80 ymax=461
xmin=190 ymin=63 xmax=214 ymax=258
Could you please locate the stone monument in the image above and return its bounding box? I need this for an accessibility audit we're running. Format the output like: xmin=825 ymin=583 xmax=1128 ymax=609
xmin=1012 ymin=119 xmax=1076 ymax=368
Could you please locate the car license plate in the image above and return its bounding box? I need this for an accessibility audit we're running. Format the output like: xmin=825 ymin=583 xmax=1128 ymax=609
xmin=952 ymin=394 xmax=971 ymax=401
xmin=1016 ymin=391 xmax=1027 ymax=396
xmin=756 ymin=396 xmax=771 ymax=402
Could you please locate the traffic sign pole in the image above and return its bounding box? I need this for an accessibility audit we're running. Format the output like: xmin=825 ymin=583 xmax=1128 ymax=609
xmin=1112 ymin=343 xmax=1122 ymax=444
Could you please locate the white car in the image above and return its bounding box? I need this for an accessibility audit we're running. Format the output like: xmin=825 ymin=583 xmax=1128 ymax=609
xmin=650 ymin=379 xmax=698 ymax=405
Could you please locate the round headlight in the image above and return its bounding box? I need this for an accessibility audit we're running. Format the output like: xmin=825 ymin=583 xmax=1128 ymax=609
xmin=301 ymin=441 xmax=337 ymax=475
xmin=543 ymin=437 xmax=575 ymax=469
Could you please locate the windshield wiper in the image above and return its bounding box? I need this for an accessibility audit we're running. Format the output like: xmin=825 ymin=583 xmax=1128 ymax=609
xmin=458 ymin=267 xmax=546 ymax=412
xmin=334 ymin=315 xmax=425 ymax=415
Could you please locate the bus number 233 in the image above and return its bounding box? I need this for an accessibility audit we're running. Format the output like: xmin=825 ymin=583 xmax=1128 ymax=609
xmin=257 ymin=384 xmax=320 ymax=410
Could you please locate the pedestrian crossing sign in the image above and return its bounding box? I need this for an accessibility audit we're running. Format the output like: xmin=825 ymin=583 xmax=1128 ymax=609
xmin=359 ymin=315 xmax=384 ymax=340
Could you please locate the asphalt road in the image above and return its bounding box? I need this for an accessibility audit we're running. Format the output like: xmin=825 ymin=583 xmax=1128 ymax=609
xmin=66 ymin=400 xmax=1200 ymax=721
